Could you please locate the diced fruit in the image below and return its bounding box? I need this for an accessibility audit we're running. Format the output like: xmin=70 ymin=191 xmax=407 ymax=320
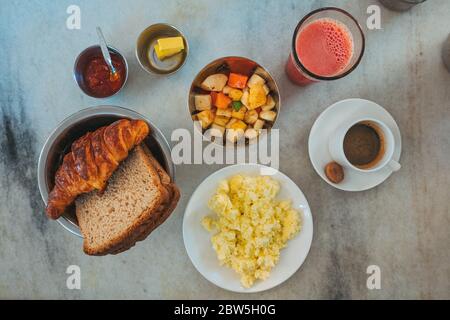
xmin=253 ymin=119 xmax=265 ymax=130
xmin=210 ymin=124 xmax=225 ymax=137
xmin=197 ymin=110 xmax=214 ymax=129
xmin=248 ymin=84 xmax=267 ymax=110
xmin=244 ymin=128 xmax=259 ymax=140
xmin=247 ymin=74 xmax=266 ymax=88
xmin=200 ymin=74 xmax=228 ymax=91
xmin=229 ymin=89 xmax=243 ymax=101
xmin=231 ymin=106 xmax=247 ymax=120
xmin=241 ymin=89 xmax=249 ymax=107
xmin=222 ymin=85 xmax=232 ymax=94
xmin=262 ymin=84 xmax=270 ymax=95
xmin=253 ymin=67 xmax=268 ymax=78
xmin=261 ymin=95 xmax=276 ymax=111
xmin=216 ymin=108 xmax=232 ymax=117
xmin=227 ymin=73 xmax=249 ymax=89
xmin=210 ymin=92 xmax=218 ymax=105
xmin=244 ymin=110 xmax=258 ymax=124
xmin=226 ymin=129 xmax=244 ymax=143
xmin=230 ymin=119 xmax=247 ymax=131
xmin=232 ymin=101 xmax=243 ymax=111
xmin=214 ymin=92 xmax=232 ymax=109
xmin=214 ymin=115 xmax=230 ymax=127
xmin=226 ymin=118 xmax=238 ymax=129
xmin=194 ymin=94 xmax=212 ymax=111
xmin=226 ymin=120 xmax=247 ymax=143
xmin=259 ymin=110 xmax=276 ymax=122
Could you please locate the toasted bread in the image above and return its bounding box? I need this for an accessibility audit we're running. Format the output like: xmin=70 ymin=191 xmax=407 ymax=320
xmin=75 ymin=144 xmax=178 ymax=255
xmin=109 ymin=147 xmax=180 ymax=254
xmin=109 ymin=184 xmax=180 ymax=254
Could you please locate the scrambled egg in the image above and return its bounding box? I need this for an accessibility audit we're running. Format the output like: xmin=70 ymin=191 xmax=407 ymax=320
xmin=202 ymin=174 xmax=302 ymax=288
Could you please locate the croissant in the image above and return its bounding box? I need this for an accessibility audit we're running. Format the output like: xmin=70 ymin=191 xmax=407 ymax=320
xmin=46 ymin=119 xmax=150 ymax=219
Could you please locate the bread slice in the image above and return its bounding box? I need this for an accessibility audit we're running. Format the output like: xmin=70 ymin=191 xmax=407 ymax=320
xmin=110 ymin=184 xmax=180 ymax=254
xmin=108 ymin=147 xmax=180 ymax=255
xmin=75 ymin=144 xmax=176 ymax=255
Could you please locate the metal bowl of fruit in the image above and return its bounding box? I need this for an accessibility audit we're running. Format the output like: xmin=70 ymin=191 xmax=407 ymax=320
xmin=188 ymin=56 xmax=280 ymax=145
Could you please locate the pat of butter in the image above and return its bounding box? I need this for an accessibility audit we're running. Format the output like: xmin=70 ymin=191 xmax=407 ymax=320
xmin=154 ymin=44 xmax=182 ymax=60
xmin=154 ymin=37 xmax=184 ymax=60
xmin=157 ymin=36 xmax=184 ymax=51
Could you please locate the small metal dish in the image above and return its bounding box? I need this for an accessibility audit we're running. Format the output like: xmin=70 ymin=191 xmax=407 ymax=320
xmin=136 ymin=23 xmax=189 ymax=75
xmin=74 ymin=45 xmax=128 ymax=98
xmin=37 ymin=105 xmax=175 ymax=237
xmin=188 ymin=56 xmax=281 ymax=145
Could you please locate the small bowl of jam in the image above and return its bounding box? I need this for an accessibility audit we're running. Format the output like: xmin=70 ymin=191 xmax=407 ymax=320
xmin=74 ymin=45 xmax=128 ymax=98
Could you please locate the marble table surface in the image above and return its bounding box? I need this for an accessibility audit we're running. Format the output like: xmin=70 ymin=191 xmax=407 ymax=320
xmin=0 ymin=0 xmax=449 ymax=299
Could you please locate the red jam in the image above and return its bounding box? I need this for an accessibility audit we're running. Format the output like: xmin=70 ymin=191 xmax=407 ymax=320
xmin=83 ymin=55 xmax=125 ymax=97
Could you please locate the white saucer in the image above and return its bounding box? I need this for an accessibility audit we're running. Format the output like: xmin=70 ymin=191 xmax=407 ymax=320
xmin=183 ymin=164 xmax=313 ymax=293
xmin=308 ymin=98 xmax=402 ymax=192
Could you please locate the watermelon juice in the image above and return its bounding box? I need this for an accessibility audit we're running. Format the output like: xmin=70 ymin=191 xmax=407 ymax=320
xmin=286 ymin=9 xmax=364 ymax=86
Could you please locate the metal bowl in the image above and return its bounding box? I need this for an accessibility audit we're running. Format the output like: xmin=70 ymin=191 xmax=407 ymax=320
xmin=188 ymin=56 xmax=281 ymax=144
xmin=37 ymin=105 xmax=175 ymax=237
xmin=73 ymin=45 xmax=129 ymax=98
xmin=135 ymin=23 xmax=189 ymax=75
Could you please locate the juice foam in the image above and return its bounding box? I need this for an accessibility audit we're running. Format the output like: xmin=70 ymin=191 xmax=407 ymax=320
xmin=296 ymin=18 xmax=354 ymax=77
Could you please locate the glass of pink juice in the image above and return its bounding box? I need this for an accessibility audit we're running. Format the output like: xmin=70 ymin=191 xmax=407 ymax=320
xmin=286 ymin=7 xmax=365 ymax=86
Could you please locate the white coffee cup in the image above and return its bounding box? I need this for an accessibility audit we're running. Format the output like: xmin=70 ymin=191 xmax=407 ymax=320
xmin=328 ymin=117 xmax=401 ymax=173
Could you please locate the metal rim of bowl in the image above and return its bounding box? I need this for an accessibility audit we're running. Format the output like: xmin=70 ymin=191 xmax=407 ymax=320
xmin=135 ymin=23 xmax=189 ymax=76
xmin=187 ymin=56 xmax=281 ymax=146
xmin=37 ymin=105 xmax=175 ymax=237
xmin=73 ymin=45 xmax=129 ymax=98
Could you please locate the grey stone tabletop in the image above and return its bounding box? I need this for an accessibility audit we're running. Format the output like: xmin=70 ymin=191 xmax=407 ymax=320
xmin=0 ymin=0 xmax=449 ymax=299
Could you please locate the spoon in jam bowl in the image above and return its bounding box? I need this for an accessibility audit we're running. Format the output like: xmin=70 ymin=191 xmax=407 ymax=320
xmin=96 ymin=27 xmax=120 ymax=82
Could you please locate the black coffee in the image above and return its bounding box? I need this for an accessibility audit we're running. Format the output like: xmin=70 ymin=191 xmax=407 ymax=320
xmin=343 ymin=123 xmax=382 ymax=167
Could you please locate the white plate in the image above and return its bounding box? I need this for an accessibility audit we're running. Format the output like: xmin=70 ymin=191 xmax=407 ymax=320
xmin=308 ymin=98 xmax=402 ymax=191
xmin=182 ymin=163 xmax=313 ymax=293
